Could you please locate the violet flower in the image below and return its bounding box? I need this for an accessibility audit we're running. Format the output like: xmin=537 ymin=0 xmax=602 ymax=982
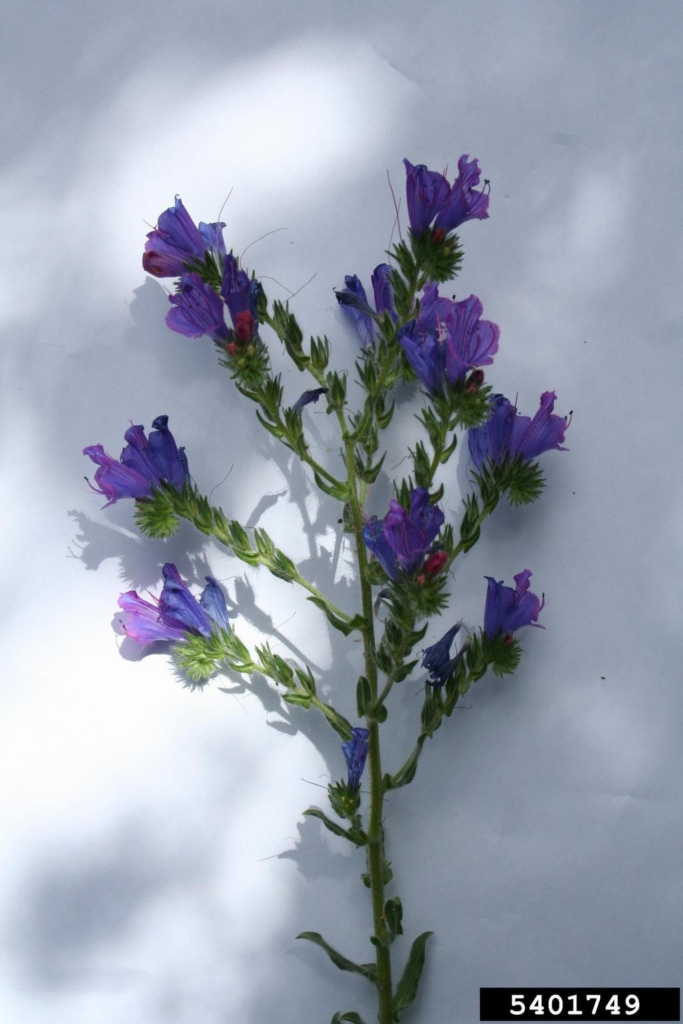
xmin=404 ymin=156 xmax=489 ymax=235
xmin=422 ymin=624 xmax=462 ymax=687
xmin=398 ymin=288 xmax=499 ymax=393
xmin=293 ymin=387 xmax=328 ymax=412
xmin=335 ymin=264 xmax=397 ymax=347
xmin=362 ymin=487 xmax=444 ymax=579
xmin=341 ymin=727 xmax=370 ymax=792
xmin=221 ymin=254 xmax=261 ymax=329
xmin=483 ymin=570 xmax=544 ymax=639
xmin=143 ymin=197 xmax=225 ymax=278
xmin=468 ymin=392 xmax=570 ymax=471
xmin=166 ymin=272 xmax=230 ymax=341
xmin=119 ymin=563 xmax=230 ymax=648
xmin=84 ymin=415 xmax=189 ymax=507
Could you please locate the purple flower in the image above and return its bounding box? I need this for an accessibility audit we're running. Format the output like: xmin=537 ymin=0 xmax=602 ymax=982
xmin=398 ymin=289 xmax=499 ymax=393
xmin=371 ymin=264 xmax=398 ymax=323
xmin=143 ymin=197 xmax=225 ymax=278
xmin=335 ymin=264 xmax=397 ymax=347
xmin=403 ymin=156 xmax=489 ymax=235
xmin=404 ymin=160 xmax=452 ymax=233
xmin=84 ymin=415 xmax=189 ymax=507
xmin=221 ymin=254 xmax=261 ymax=328
xmin=165 ymin=272 xmax=230 ymax=341
xmin=422 ymin=623 xmax=462 ymax=686
xmin=468 ymin=392 xmax=571 ymax=471
xmin=293 ymin=387 xmax=328 ymax=412
xmin=119 ymin=563 xmax=230 ymax=648
xmin=483 ymin=570 xmax=544 ymax=639
xmin=341 ymin=727 xmax=370 ymax=792
xmin=362 ymin=487 xmax=444 ymax=579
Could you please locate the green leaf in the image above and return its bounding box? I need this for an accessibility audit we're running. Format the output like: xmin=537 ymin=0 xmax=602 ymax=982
xmin=313 ymin=471 xmax=351 ymax=502
xmin=303 ymin=808 xmax=368 ymax=846
xmin=331 ymin=1013 xmax=368 ymax=1024
xmin=356 ymin=675 xmax=372 ymax=717
xmin=384 ymin=896 xmax=403 ymax=940
xmin=306 ymin=596 xmax=367 ymax=637
xmin=281 ymin=692 xmax=312 ymax=709
xmin=316 ymin=701 xmax=354 ymax=741
xmin=384 ymin=735 xmax=427 ymax=790
xmin=294 ymin=665 xmax=316 ymax=695
xmin=296 ymin=932 xmax=377 ymax=983
xmin=393 ymin=931 xmax=434 ymax=1016
xmin=357 ymin=451 xmax=386 ymax=485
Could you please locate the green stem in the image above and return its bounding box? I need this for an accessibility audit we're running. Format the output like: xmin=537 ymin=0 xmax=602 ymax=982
xmin=341 ymin=429 xmax=394 ymax=1024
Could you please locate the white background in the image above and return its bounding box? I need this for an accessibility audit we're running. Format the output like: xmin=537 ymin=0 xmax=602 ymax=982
xmin=1 ymin=2 xmax=682 ymax=1022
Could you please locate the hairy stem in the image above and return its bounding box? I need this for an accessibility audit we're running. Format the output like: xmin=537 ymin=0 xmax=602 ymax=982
xmin=342 ymin=430 xmax=394 ymax=1024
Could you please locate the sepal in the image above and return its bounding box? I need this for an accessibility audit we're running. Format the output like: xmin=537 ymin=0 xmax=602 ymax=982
xmin=409 ymin=226 xmax=464 ymax=282
xmin=172 ymin=627 xmax=247 ymax=683
xmin=480 ymin=630 xmax=523 ymax=677
xmin=328 ymin=779 xmax=361 ymax=819
xmin=325 ymin=370 xmax=348 ymax=412
xmin=134 ymin=487 xmax=181 ymax=539
xmin=310 ymin=335 xmax=331 ymax=372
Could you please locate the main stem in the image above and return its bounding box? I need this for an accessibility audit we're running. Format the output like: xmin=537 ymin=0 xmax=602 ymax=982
xmin=343 ymin=433 xmax=394 ymax=1024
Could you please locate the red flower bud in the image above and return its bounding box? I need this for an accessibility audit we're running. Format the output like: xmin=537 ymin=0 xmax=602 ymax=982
xmin=423 ymin=550 xmax=448 ymax=576
xmin=234 ymin=310 xmax=255 ymax=341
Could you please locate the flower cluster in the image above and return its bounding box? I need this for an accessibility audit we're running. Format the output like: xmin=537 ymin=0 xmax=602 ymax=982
xmin=142 ymin=196 xmax=226 ymax=278
xmin=362 ymin=487 xmax=445 ymax=582
xmin=83 ymin=415 xmax=189 ymax=507
xmin=143 ymin=197 xmax=261 ymax=353
xmin=119 ymin=563 xmax=230 ymax=648
xmin=468 ymin=392 xmax=571 ymax=470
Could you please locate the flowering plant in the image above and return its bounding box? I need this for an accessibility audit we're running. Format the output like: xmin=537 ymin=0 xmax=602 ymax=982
xmin=83 ymin=157 xmax=570 ymax=1023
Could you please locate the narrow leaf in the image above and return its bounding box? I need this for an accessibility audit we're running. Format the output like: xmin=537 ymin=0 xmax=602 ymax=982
xmin=393 ymin=931 xmax=434 ymax=1015
xmin=296 ymin=932 xmax=377 ymax=983
xmin=304 ymin=809 xmax=368 ymax=846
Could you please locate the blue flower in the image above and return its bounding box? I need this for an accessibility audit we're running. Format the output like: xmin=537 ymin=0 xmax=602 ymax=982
xmin=341 ymin=727 xmax=370 ymax=792
xmin=362 ymin=487 xmax=444 ymax=579
xmin=293 ymin=388 xmax=328 ymax=412
xmin=143 ymin=196 xmax=225 ymax=278
xmin=84 ymin=415 xmax=189 ymax=507
xmin=166 ymin=272 xmax=230 ymax=341
xmin=468 ymin=392 xmax=571 ymax=471
xmin=119 ymin=563 xmax=230 ymax=648
xmin=483 ymin=570 xmax=544 ymax=639
xmin=422 ymin=624 xmax=462 ymax=686
xmin=335 ymin=264 xmax=397 ymax=347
